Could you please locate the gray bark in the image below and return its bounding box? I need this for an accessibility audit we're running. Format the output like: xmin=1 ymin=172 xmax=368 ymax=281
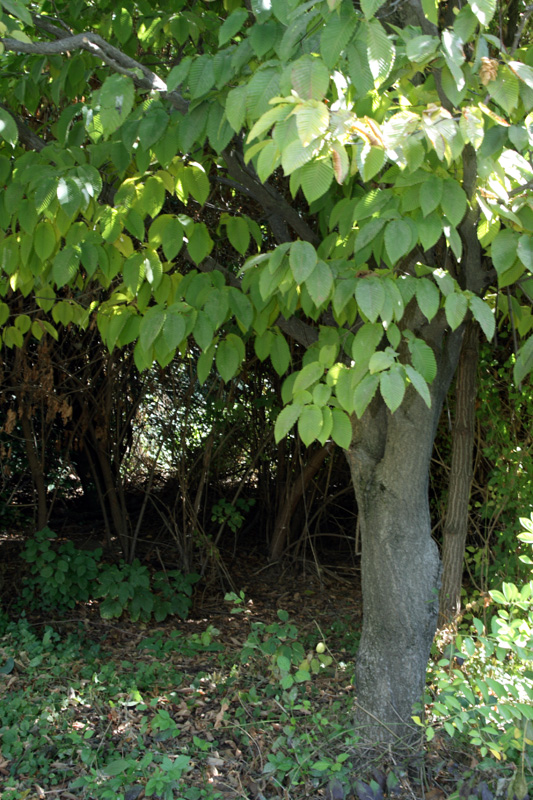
xmin=345 ymin=318 xmax=463 ymax=746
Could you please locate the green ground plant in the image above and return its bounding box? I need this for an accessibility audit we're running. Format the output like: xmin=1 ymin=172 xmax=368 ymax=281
xmin=20 ymin=527 xmax=199 ymax=622
xmin=419 ymin=513 xmax=533 ymax=790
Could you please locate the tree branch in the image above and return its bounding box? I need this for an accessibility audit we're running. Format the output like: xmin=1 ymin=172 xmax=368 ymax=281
xmin=1 ymin=32 xmax=188 ymax=113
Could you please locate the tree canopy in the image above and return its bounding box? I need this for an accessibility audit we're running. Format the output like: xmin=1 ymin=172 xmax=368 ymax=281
xmin=1 ymin=0 xmax=533 ymax=748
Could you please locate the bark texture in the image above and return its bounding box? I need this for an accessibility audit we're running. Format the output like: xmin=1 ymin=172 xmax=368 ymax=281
xmin=345 ymin=318 xmax=463 ymax=745
xmin=439 ymin=320 xmax=479 ymax=623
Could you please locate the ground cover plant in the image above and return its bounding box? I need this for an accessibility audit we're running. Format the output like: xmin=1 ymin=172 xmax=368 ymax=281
xmin=0 ymin=520 xmax=532 ymax=799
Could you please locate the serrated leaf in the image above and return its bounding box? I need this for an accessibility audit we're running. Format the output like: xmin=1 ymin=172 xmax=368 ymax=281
xmin=487 ymin=66 xmax=519 ymax=115
xmin=355 ymin=277 xmax=385 ymax=323
xmin=187 ymin=223 xmax=213 ymax=264
xmin=384 ymin=220 xmax=413 ymax=264
xmin=353 ymin=372 xmax=380 ymax=417
xmin=366 ymin=19 xmax=395 ymax=85
xmin=467 ymin=0 xmax=496 ymax=26
xmin=514 ymin=334 xmax=533 ymax=384
xmin=293 ymin=361 xmax=324 ymax=394
xmin=459 ymin=106 xmax=484 ymax=149
xmin=219 ymin=8 xmax=248 ymax=46
xmin=290 ymin=240 xmax=317 ymax=283
xmin=416 ymin=278 xmax=440 ymax=322
xmin=34 ymin=221 xmax=56 ymax=261
xmin=445 ymin=292 xmax=468 ymax=330
xmin=380 ymin=368 xmax=405 ymax=413
xmin=491 ymin=229 xmax=519 ymax=274
xmin=298 ymin=404 xmax=323 ymax=446
xmin=300 ymin=159 xmax=334 ymax=205
xmin=305 ymin=260 xmax=333 ymax=306
xmin=139 ymin=306 xmax=166 ymax=350
xmin=270 ymin=332 xmax=291 ymax=375
xmin=216 ymin=334 xmax=245 ymax=382
xmin=441 ymin=180 xmax=468 ymax=226
xmin=296 ymin=103 xmax=329 ymax=147
xmin=361 ymin=0 xmax=387 ymax=18
xmin=417 ymin=212 xmax=442 ymax=251
xmin=419 ymin=176 xmax=443 ymax=216
xmin=320 ymin=11 xmax=358 ymax=70
xmin=0 ymin=107 xmax=18 ymax=147
xmin=188 ymin=55 xmax=216 ymax=100
xmin=226 ymin=216 xmax=250 ymax=256
xmin=330 ymin=408 xmax=352 ymax=449
xmin=99 ymin=74 xmax=134 ymax=136
xmin=225 ymin=85 xmax=248 ymax=133
xmin=359 ymin=145 xmax=386 ymax=181
xmin=469 ymin=295 xmax=494 ymax=340
xmin=52 ymin=246 xmax=80 ymax=288
xmin=517 ymin=235 xmax=533 ymax=271
xmin=405 ymin=365 xmax=431 ymax=407
xmin=408 ymin=337 xmax=437 ymax=382
xmin=292 ymin=56 xmax=330 ymax=100
xmin=275 ymin=403 xmax=302 ymax=441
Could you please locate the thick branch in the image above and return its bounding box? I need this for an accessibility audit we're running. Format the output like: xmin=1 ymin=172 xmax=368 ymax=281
xmin=0 ymin=102 xmax=45 ymax=151
xmin=222 ymin=146 xmax=319 ymax=246
xmin=1 ymin=32 xmax=188 ymax=113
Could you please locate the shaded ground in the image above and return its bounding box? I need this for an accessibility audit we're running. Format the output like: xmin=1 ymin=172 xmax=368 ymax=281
xmin=0 ymin=528 xmax=520 ymax=800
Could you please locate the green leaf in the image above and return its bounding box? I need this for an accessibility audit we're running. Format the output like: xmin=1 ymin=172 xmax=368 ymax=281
xmin=444 ymin=292 xmax=468 ymax=330
xmin=291 ymin=56 xmax=330 ymax=100
xmin=187 ymin=223 xmax=213 ymax=264
xmin=2 ymin=0 xmax=33 ymax=26
xmin=416 ymin=278 xmax=440 ymax=322
xmin=0 ymin=107 xmax=18 ymax=147
xmin=225 ymin=85 xmax=248 ymax=133
xmin=408 ymin=337 xmax=437 ymax=382
xmin=441 ymin=180 xmax=468 ymax=226
xmin=296 ymin=103 xmax=329 ymax=147
xmin=275 ymin=404 xmax=302 ymax=441
xmin=366 ymin=19 xmax=395 ymax=85
xmin=359 ymin=145 xmax=386 ymax=182
xmin=517 ymin=236 xmax=533 ymax=271
xmin=298 ymin=404 xmax=323 ymax=447
xmin=138 ymin=105 xmax=169 ymax=150
xmin=219 ymin=8 xmax=248 ymax=46
xmin=139 ymin=306 xmax=166 ymax=350
xmin=416 ymin=212 xmax=442 ymax=252
xmin=355 ymin=277 xmax=385 ymax=323
xmin=351 ymin=322 xmax=384 ymax=365
xmin=361 ymin=0 xmax=387 ymax=18
xmin=508 ymin=60 xmax=533 ymax=91
xmin=419 ymin=176 xmax=443 ymax=216
xmin=305 ymin=260 xmax=333 ymax=306
xmin=270 ymin=332 xmax=291 ymax=375
xmin=226 ymin=216 xmax=250 ymax=256
xmin=293 ymin=361 xmax=324 ymax=394
xmin=34 ymin=221 xmax=57 ymax=261
xmin=320 ymin=10 xmax=358 ymax=70
xmin=353 ymin=372 xmax=380 ymax=417
xmin=99 ymin=74 xmax=135 ymax=136
xmin=228 ymin=288 xmax=253 ymax=330
xmin=469 ymin=296 xmax=494 ymax=340
xmin=188 ymin=55 xmax=216 ymax=100
xmin=290 ymin=240 xmax=318 ymax=284
xmin=161 ymin=218 xmax=184 ymax=261
xmin=384 ymin=220 xmax=413 ymax=264
xmin=113 ymin=7 xmax=133 ymax=44
xmin=491 ymin=229 xmax=519 ymax=275
xmin=52 ymin=247 xmax=80 ymax=288
xmin=467 ymin=0 xmax=496 ymax=26
xmin=405 ymin=365 xmax=431 ymax=407
xmin=514 ymin=334 xmax=533 ymax=385
xmin=459 ymin=106 xmax=484 ymax=149
xmin=330 ymin=408 xmax=352 ymax=449
xmin=167 ymin=57 xmax=192 ymax=93
xmin=216 ymin=334 xmax=245 ymax=382
xmin=487 ymin=66 xmax=519 ymax=115
xmin=300 ymin=160 xmax=335 ymax=204
xmin=380 ymin=368 xmax=405 ymax=413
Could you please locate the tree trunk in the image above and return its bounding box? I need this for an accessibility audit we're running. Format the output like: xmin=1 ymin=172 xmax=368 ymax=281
xmin=439 ymin=320 xmax=479 ymax=624
xmin=345 ymin=321 xmax=463 ymax=746
xmin=20 ymin=411 xmax=48 ymax=530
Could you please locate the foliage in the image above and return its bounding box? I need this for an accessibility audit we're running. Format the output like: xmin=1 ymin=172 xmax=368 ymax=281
xmin=211 ymin=496 xmax=255 ymax=533
xmin=420 ymin=513 xmax=533 ymax=774
xmin=20 ymin=527 xmax=199 ymax=622
xmin=20 ymin=527 xmax=102 ymax=610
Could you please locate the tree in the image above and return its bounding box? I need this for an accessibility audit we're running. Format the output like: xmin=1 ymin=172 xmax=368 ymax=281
xmin=1 ymin=0 xmax=533 ymax=748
